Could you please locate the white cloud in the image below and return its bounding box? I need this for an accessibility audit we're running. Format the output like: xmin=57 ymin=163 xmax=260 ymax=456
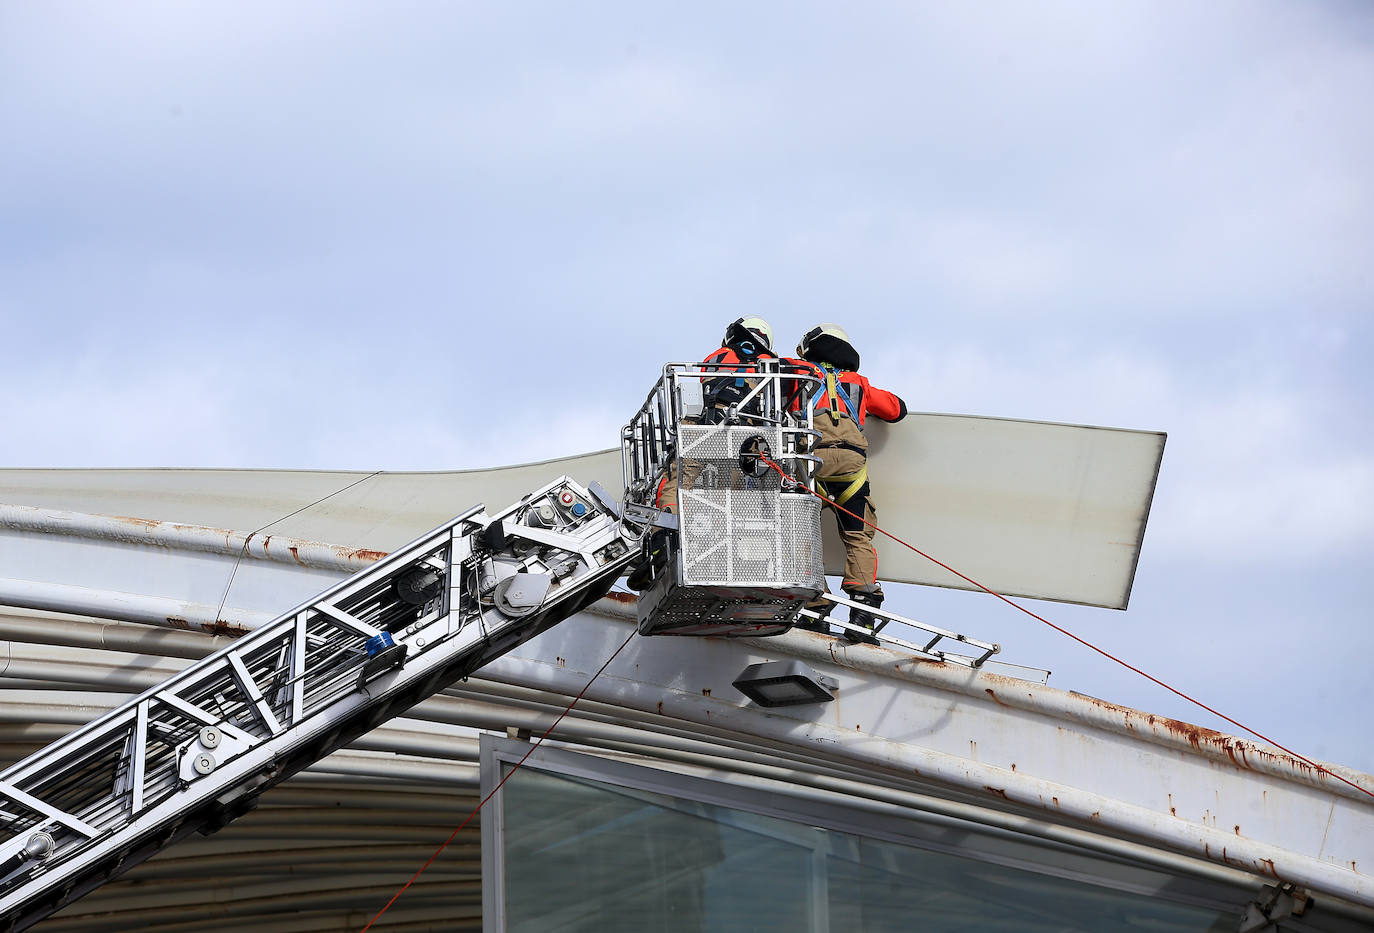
xmin=2 ymin=0 xmax=1372 ymax=776
xmin=866 ymin=335 xmax=1374 ymax=566
xmin=305 ymin=403 xmax=626 ymax=473
xmin=1 ymin=365 xmax=239 ymax=468
xmin=1159 ymin=455 xmax=1374 ymax=561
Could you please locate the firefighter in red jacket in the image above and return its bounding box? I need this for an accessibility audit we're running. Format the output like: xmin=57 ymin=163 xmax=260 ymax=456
xmin=630 ymin=318 xmax=776 ymax=591
xmin=793 ymin=323 xmax=907 ymax=641
xmin=653 ymin=316 xmax=776 ymax=513
xmin=699 ymin=316 xmax=777 ymax=422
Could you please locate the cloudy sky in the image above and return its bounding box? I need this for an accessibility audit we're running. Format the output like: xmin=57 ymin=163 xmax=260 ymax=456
xmin=3 ymin=3 xmax=1372 ymax=772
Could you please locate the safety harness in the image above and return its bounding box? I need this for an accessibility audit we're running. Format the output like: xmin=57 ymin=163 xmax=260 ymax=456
xmin=807 ymin=364 xmax=868 ymax=506
xmin=703 ymin=344 xmax=773 ymax=418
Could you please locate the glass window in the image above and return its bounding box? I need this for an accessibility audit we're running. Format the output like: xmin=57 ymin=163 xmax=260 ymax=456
xmin=497 ymin=765 xmax=1237 ymax=933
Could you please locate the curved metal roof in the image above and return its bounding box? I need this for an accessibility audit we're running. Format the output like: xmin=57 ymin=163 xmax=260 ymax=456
xmin=0 ymin=410 xmax=1165 ymax=609
xmin=2 ymin=461 xmax=1371 ymax=932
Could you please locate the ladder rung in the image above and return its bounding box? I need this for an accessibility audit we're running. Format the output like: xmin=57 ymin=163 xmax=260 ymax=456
xmin=797 ymin=611 xmax=993 ymax=669
xmin=816 ymin=593 xmax=1000 ymax=661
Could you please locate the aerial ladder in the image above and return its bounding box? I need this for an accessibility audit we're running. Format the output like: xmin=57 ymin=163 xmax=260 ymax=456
xmin=0 ymin=362 xmax=997 ymax=930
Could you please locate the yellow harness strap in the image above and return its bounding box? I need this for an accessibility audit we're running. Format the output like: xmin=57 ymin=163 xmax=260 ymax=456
xmin=817 ymin=464 xmax=868 ymax=506
xmin=824 ymin=368 xmax=842 ymax=425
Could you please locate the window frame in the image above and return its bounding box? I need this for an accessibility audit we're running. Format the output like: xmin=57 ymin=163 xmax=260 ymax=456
xmin=479 ymin=735 xmax=1266 ymax=933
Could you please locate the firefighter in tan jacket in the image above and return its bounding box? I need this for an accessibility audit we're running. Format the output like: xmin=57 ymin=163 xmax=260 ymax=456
xmin=792 ymin=324 xmax=907 ymax=641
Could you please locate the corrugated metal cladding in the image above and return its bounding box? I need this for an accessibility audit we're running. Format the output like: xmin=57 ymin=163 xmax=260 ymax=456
xmin=2 ymin=609 xmax=488 ymax=932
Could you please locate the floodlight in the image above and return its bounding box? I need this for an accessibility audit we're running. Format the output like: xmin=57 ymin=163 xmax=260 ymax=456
xmin=732 ymin=660 xmax=837 ymax=708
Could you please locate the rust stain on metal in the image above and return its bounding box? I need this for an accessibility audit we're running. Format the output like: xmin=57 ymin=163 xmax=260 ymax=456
xmin=1051 ymin=796 xmax=1059 ymax=808
xmin=1053 ymin=702 xmax=1333 ymax=781
xmin=168 ymin=615 xmax=247 ymax=637
xmin=983 ymin=786 xmax=1008 ymax=800
xmin=1010 ymin=762 xmax=1016 ymax=772
xmin=112 ymin=514 xmax=164 ymax=529
xmin=656 ymin=701 xmax=663 ymax=715
xmin=1258 ymin=857 xmax=1278 ymax=878
xmin=701 ymin=688 xmax=711 ymax=697
xmin=60 ymin=510 xmax=404 ymax=571
xmin=1234 ymin=824 xmax=1241 ymax=835
xmin=603 ymin=591 xmax=638 ymax=605
xmin=338 ymin=545 xmax=388 ymax=563
xmin=1090 ymin=811 xmax=1101 ymax=821
xmin=983 ymin=688 xmax=1009 ymax=708
xmin=555 ymin=657 xmax=566 ymax=667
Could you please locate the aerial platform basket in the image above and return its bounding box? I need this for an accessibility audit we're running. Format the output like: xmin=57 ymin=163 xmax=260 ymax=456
xmin=622 ymin=361 xmax=825 ymax=637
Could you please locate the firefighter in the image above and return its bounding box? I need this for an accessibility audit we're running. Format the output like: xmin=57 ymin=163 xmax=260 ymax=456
xmin=699 ymin=316 xmax=777 ymax=421
xmin=653 ymin=317 xmax=776 ymax=513
xmin=628 ymin=318 xmax=776 ymax=591
xmin=793 ymin=323 xmax=907 ymax=642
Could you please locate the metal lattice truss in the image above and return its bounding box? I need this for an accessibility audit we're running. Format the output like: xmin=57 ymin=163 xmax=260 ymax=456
xmin=0 ymin=477 xmax=637 ymax=931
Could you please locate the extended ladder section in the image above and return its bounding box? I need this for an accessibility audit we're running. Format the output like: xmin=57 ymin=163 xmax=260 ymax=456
xmin=800 ymin=595 xmax=1000 ymax=668
xmin=0 ymin=477 xmax=637 ymax=932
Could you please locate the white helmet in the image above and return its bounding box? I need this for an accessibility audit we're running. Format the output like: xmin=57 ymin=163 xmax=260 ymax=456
xmin=723 ymin=316 xmax=774 ymax=355
xmin=797 ymin=323 xmax=859 ymax=370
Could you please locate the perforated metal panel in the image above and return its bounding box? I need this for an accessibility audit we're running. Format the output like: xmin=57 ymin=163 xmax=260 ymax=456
xmin=679 ymin=492 xmax=823 ymax=588
xmin=636 ymin=426 xmax=823 ymax=636
xmin=678 ymin=424 xmax=785 ymax=464
xmin=627 ymin=368 xmax=825 ymax=637
xmin=674 ymin=424 xmax=823 ymax=592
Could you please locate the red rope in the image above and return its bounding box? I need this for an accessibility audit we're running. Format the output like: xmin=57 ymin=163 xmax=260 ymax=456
xmin=359 ymin=627 xmax=638 ymax=931
xmin=763 ymin=456 xmax=1374 ymax=802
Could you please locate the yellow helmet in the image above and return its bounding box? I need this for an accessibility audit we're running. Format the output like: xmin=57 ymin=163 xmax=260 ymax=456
xmin=797 ymin=323 xmax=859 ymax=370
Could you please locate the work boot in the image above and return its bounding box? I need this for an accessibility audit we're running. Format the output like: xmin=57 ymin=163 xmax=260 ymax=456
xmin=793 ymin=599 xmax=831 ymax=633
xmin=843 ymin=588 xmax=883 ymax=645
